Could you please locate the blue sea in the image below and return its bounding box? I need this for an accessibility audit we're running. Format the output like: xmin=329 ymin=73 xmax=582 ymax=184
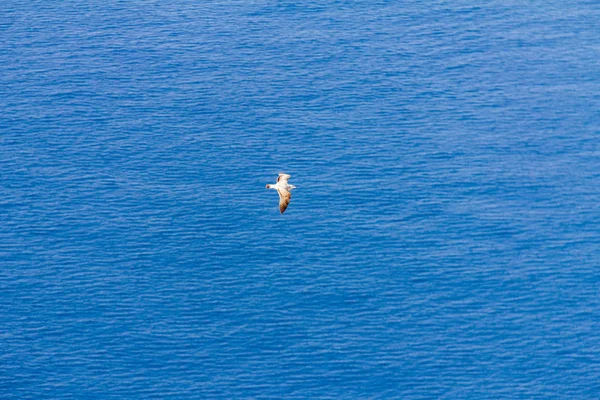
xmin=1 ymin=1 xmax=599 ymax=398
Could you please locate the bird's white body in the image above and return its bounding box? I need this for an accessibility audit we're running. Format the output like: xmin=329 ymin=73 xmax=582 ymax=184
xmin=266 ymin=173 xmax=296 ymax=213
xmin=266 ymin=182 xmax=296 ymax=191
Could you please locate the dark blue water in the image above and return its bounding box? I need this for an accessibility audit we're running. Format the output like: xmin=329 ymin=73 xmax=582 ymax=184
xmin=2 ymin=1 xmax=599 ymax=398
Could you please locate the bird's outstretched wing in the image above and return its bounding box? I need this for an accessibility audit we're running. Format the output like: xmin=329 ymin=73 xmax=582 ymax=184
xmin=277 ymin=188 xmax=291 ymax=214
xmin=277 ymin=173 xmax=291 ymax=183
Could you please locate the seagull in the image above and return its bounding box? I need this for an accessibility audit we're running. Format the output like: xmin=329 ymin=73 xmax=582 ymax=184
xmin=266 ymin=173 xmax=297 ymax=214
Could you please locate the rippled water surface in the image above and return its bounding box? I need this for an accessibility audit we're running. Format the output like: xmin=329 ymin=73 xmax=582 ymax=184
xmin=2 ymin=1 xmax=599 ymax=398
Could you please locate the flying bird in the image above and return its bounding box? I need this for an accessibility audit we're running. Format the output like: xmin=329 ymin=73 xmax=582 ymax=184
xmin=266 ymin=173 xmax=297 ymax=214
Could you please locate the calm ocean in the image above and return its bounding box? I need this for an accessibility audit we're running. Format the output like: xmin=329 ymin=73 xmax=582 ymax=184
xmin=1 ymin=1 xmax=599 ymax=398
